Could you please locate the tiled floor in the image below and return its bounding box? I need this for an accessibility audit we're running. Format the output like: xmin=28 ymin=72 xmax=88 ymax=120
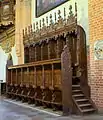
xmin=0 ymin=96 xmax=103 ymax=120
xmin=0 ymin=97 xmax=58 ymax=120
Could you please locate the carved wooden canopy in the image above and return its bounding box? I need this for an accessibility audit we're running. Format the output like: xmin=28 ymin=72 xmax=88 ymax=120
xmin=0 ymin=24 xmax=15 ymax=53
xmin=23 ymin=3 xmax=77 ymax=47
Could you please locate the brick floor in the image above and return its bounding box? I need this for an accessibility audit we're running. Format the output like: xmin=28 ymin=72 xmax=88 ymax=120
xmin=0 ymin=96 xmax=103 ymax=120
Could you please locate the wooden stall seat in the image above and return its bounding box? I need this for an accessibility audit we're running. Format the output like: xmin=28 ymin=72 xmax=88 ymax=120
xmin=15 ymin=84 xmax=24 ymax=100
xmin=11 ymin=84 xmax=20 ymax=99
xmin=36 ymin=70 xmax=42 ymax=87
xmin=7 ymin=84 xmax=15 ymax=94
xmin=15 ymin=85 xmax=22 ymax=100
xmin=51 ymin=69 xmax=62 ymax=109
xmin=6 ymin=84 xmax=13 ymax=97
xmin=27 ymin=87 xmax=35 ymax=104
xmin=44 ymin=70 xmax=52 ymax=88
xmin=42 ymin=88 xmax=52 ymax=108
xmin=35 ymin=86 xmax=43 ymax=105
xmin=41 ymin=69 xmax=52 ymax=107
xmin=20 ymin=85 xmax=30 ymax=102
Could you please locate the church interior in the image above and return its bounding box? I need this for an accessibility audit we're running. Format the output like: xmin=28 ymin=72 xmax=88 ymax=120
xmin=0 ymin=0 xmax=103 ymax=119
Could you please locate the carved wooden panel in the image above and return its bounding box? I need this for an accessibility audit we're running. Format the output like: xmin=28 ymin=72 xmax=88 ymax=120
xmin=35 ymin=44 xmax=41 ymax=61
xmin=12 ymin=69 xmax=16 ymax=84
xmin=17 ymin=68 xmax=21 ymax=85
xmin=49 ymin=39 xmax=57 ymax=59
xmin=57 ymin=36 xmax=65 ymax=58
xmin=7 ymin=69 xmax=11 ymax=84
xmin=36 ymin=66 xmax=42 ymax=86
xmin=29 ymin=45 xmax=35 ymax=62
xmin=42 ymin=41 xmax=48 ymax=60
xmin=54 ymin=69 xmax=62 ymax=89
xmin=29 ymin=67 xmax=34 ymax=86
xmin=53 ymin=63 xmax=61 ymax=89
xmin=44 ymin=64 xmax=52 ymax=88
xmin=61 ymin=45 xmax=72 ymax=115
xmin=24 ymin=47 xmax=29 ymax=63
xmin=22 ymin=68 xmax=28 ymax=85
xmin=36 ymin=70 xmax=42 ymax=87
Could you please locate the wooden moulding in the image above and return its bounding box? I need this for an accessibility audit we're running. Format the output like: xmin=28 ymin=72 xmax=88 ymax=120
xmin=8 ymin=58 xmax=61 ymax=69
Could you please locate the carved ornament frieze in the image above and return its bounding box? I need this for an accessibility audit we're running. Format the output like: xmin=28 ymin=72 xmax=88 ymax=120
xmin=0 ymin=26 xmax=15 ymax=53
xmin=0 ymin=35 xmax=15 ymax=53
xmin=23 ymin=3 xmax=77 ymax=47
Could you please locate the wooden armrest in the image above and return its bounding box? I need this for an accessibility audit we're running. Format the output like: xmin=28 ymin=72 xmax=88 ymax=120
xmin=40 ymin=86 xmax=45 ymax=89
xmin=51 ymin=102 xmax=62 ymax=105
xmin=33 ymin=85 xmax=36 ymax=88
xmin=35 ymin=98 xmax=42 ymax=101
xmin=49 ymin=86 xmax=54 ymax=90
xmin=26 ymin=84 xmax=29 ymax=88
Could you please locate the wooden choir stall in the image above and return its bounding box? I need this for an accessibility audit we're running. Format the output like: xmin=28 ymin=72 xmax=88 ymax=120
xmin=6 ymin=4 xmax=97 ymax=115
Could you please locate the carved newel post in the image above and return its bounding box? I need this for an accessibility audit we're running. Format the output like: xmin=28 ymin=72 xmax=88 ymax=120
xmin=61 ymin=44 xmax=72 ymax=115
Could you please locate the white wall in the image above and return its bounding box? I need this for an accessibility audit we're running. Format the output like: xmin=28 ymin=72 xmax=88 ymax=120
xmin=0 ymin=47 xmax=8 ymax=82
xmin=31 ymin=0 xmax=89 ymax=44
xmin=11 ymin=45 xmax=18 ymax=65
xmin=77 ymin=0 xmax=89 ymax=44
xmin=0 ymin=46 xmax=18 ymax=82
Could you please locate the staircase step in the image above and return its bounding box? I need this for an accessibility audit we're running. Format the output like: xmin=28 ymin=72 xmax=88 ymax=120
xmin=82 ymin=108 xmax=95 ymax=113
xmin=72 ymin=85 xmax=96 ymax=114
xmin=73 ymin=94 xmax=84 ymax=97
xmin=72 ymin=90 xmax=81 ymax=92
xmin=72 ymin=76 xmax=78 ymax=79
xmin=76 ymin=99 xmax=88 ymax=102
xmin=79 ymin=103 xmax=91 ymax=107
xmin=72 ymin=85 xmax=80 ymax=87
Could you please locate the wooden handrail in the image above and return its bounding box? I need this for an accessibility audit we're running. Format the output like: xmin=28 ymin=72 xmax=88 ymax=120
xmin=8 ymin=58 xmax=61 ymax=69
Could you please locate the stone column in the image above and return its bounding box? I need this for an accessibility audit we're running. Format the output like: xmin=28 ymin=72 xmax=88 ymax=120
xmin=23 ymin=0 xmax=31 ymax=27
xmin=15 ymin=0 xmax=32 ymax=64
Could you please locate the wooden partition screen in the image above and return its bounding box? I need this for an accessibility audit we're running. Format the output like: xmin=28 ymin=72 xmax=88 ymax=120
xmin=6 ymin=3 xmax=97 ymax=115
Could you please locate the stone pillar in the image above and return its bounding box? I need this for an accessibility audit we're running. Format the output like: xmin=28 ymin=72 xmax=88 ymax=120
xmin=23 ymin=0 xmax=31 ymax=27
xmin=15 ymin=0 xmax=32 ymax=64
xmin=88 ymin=0 xmax=103 ymax=112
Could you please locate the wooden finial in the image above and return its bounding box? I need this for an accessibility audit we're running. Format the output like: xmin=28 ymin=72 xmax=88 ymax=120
xmin=36 ymin=21 xmax=39 ymax=30
xmin=55 ymin=12 xmax=57 ymax=23
xmin=46 ymin=16 xmax=48 ymax=26
xmin=75 ymin=2 xmax=77 ymax=14
xmin=30 ymin=24 xmax=33 ymax=33
xmin=25 ymin=27 xmax=27 ymax=35
xmin=69 ymin=5 xmax=73 ymax=16
xmin=40 ymin=20 xmax=41 ymax=29
xmin=58 ymin=10 xmax=61 ymax=19
xmin=23 ymin=29 xmax=25 ymax=37
xmin=75 ymin=2 xmax=77 ymax=21
xmin=28 ymin=26 xmax=30 ymax=34
xmin=64 ymin=7 xmax=66 ymax=20
xmin=42 ymin=18 xmax=45 ymax=27
xmin=50 ymin=14 xmax=53 ymax=25
xmin=33 ymin=23 xmax=35 ymax=31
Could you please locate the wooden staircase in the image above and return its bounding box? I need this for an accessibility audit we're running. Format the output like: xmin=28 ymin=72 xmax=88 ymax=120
xmin=72 ymin=83 xmax=97 ymax=115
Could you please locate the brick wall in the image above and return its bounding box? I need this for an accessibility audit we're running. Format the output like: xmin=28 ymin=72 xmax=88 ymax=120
xmin=88 ymin=0 xmax=103 ymax=111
